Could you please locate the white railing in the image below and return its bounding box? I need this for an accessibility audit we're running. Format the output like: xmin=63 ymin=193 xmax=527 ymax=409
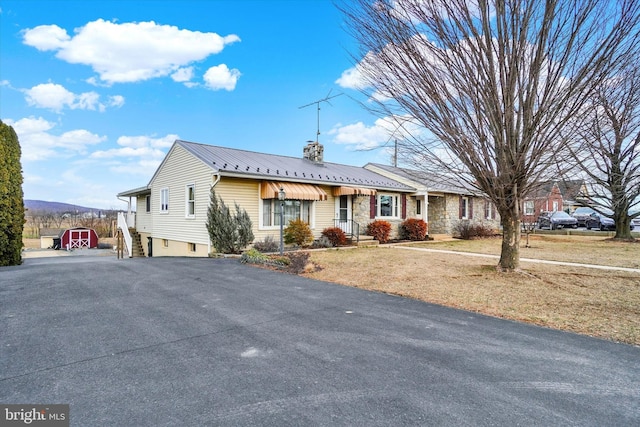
xmin=117 ymin=212 xmax=133 ymax=258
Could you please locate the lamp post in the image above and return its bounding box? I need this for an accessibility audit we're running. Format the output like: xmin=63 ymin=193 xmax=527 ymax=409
xmin=278 ymin=186 xmax=286 ymax=255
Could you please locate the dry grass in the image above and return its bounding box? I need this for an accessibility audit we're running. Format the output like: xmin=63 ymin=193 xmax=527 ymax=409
xmin=410 ymin=234 xmax=640 ymax=268
xmin=304 ymin=236 xmax=640 ymax=346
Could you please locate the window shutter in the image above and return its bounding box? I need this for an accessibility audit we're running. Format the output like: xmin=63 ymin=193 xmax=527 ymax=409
xmin=459 ymin=196 xmax=463 ymax=219
xmin=370 ymin=195 xmax=376 ymax=219
xmin=401 ymin=194 xmax=407 ymax=219
xmin=469 ymin=198 xmax=473 ymax=219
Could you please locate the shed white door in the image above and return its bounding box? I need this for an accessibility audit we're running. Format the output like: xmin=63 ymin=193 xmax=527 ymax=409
xmin=70 ymin=230 xmax=90 ymax=248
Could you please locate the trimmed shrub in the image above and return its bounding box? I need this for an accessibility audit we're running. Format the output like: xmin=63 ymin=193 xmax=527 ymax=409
xmin=366 ymin=220 xmax=392 ymax=243
xmin=286 ymin=251 xmax=311 ymax=274
xmin=321 ymin=227 xmax=347 ymax=247
xmin=253 ymin=235 xmax=279 ymax=253
xmin=284 ymin=219 xmax=314 ymax=247
xmin=400 ymin=218 xmax=428 ymax=241
xmin=454 ymin=220 xmax=496 ymax=240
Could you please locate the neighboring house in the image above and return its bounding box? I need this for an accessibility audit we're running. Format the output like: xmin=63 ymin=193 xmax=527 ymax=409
xmin=364 ymin=163 xmax=500 ymax=235
xmin=522 ymin=181 xmax=564 ymax=224
xmin=557 ymin=179 xmax=587 ymax=213
xmin=117 ymin=140 xmax=416 ymax=257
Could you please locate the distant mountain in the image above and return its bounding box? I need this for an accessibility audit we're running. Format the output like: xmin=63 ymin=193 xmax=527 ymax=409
xmin=24 ymin=200 xmax=99 ymax=214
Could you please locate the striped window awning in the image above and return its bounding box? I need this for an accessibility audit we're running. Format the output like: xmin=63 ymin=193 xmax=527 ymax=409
xmin=261 ymin=181 xmax=328 ymax=201
xmin=332 ymin=186 xmax=377 ymax=196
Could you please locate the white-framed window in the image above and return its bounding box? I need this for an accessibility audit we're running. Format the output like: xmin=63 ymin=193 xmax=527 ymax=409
xmin=376 ymin=193 xmax=400 ymax=218
xmin=460 ymin=196 xmax=469 ymax=219
xmin=160 ymin=188 xmax=169 ymax=213
xmin=552 ymin=201 xmax=559 ymax=212
xmin=262 ymin=199 xmax=312 ymax=227
xmin=185 ymin=184 xmax=195 ymax=218
xmin=145 ymin=195 xmax=151 ymax=213
xmin=188 ymin=242 xmax=196 ymax=252
xmin=524 ymin=200 xmax=535 ymax=215
xmin=162 ymin=239 xmax=169 ymax=248
xmin=485 ymin=200 xmax=494 ymax=220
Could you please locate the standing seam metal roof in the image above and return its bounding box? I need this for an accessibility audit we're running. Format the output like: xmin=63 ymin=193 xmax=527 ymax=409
xmin=178 ymin=140 xmax=415 ymax=191
xmin=366 ymin=162 xmax=478 ymax=195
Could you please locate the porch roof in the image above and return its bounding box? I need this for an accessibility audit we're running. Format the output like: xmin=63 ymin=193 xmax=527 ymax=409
xmin=117 ymin=186 xmax=151 ymax=198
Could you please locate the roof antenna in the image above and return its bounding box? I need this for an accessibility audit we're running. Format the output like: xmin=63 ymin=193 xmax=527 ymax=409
xmin=299 ymin=90 xmax=343 ymax=143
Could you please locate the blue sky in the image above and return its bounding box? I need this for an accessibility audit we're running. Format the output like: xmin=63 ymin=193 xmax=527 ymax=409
xmin=0 ymin=0 xmax=396 ymax=209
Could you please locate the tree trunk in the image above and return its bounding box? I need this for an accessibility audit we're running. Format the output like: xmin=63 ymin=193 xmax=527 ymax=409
xmin=499 ymin=208 xmax=521 ymax=271
xmin=614 ymin=212 xmax=633 ymax=239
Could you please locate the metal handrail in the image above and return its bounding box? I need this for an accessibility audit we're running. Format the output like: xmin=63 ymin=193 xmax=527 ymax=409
xmin=333 ymin=219 xmax=360 ymax=243
xmin=117 ymin=212 xmax=133 ymax=258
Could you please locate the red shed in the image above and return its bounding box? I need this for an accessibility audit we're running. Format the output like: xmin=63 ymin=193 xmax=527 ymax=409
xmin=60 ymin=227 xmax=99 ymax=249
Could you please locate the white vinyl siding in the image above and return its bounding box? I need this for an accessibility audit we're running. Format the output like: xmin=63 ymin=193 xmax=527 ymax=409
xmin=150 ymin=145 xmax=216 ymax=246
xmin=135 ymin=194 xmax=153 ymax=234
xmin=314 ymin=187 xmax=337 ymax=234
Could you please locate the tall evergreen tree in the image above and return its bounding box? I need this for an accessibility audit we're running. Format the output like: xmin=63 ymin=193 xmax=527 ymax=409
xmin=206 ymin=188 xmax=254 ymax=254
xmin=0 ymin=120 xmax=25 ymax=266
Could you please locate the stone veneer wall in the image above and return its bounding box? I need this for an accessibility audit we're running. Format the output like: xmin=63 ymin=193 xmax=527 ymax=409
xmin=352 ymin=194 xmax=416 ymax=239
xmin=353 ymin=193 xmax=500 ymax=238
xmin=428 ymin=195 xmax=501 ymax=235
xmin=427 ymin=195 xmax=461 ymax=234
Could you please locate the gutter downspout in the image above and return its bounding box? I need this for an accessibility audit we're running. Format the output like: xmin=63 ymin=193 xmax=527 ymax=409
xmin=117 ymin=196 xmax=131 ymax=216
xmin=208 ymin=173 xmax=221 ymax=254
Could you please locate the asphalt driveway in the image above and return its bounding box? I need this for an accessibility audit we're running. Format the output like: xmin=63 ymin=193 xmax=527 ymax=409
xmin=1 ymin=256 xmax=639 ymax=426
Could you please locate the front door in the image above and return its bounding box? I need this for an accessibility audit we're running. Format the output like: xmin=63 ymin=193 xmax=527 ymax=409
xmin=335 ymin=195 xmax=352 ymax=234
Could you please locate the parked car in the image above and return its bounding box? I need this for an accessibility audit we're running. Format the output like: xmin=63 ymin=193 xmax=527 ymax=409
xmin=630 ymin=209 xmax=640 ymax=230
xmin=537 ymin=211 xmax=578 ymax=230
xmin=585 ymin=212 xmax=616 ymax=231
xmin=571 ymin=207 xmax=597 ymax=227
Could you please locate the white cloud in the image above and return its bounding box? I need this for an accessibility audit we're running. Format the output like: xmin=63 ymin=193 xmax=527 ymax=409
xmin=329 ymin=121 xmax=391 ymax=151
xmin=335 ymin=65 xmax=369 ymax=90
xmin=4 ymin=116 xmax=106 ymax=161
xmin=171 ymin=67 xmax=194 ymax=83
xmin=116 ymin=134 xmax=177 ymax=149
xmin=24 ymin=83 xmax=75 ymax=111
xmin=329 ymin=116 xmax=422 ymax=151
xmin=107 ymin=95 xmax=125 ymax=108
xmin=90 ymin=134 xmax=176 ymax=159
xmin=203 ymin=64 xmax=241 ymax=91
xmin=89 ymin=134 xmax=178 ymax=177
xmin=23 ymin=82 xmax=124 ymax=112
xmin=22 ymin=20 xmax=241 ymax=85
xmin=21 ymin=24 xmax=70 ymax=51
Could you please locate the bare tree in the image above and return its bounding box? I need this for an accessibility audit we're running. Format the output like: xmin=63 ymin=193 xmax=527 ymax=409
xmin=340 ymin=0 xmax=640 ymax=270
xmin=566 ymin=58 xmax=640 ymax=239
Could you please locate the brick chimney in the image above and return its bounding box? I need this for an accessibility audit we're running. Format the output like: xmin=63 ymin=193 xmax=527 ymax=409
xmin=303 ymin=142 xmax=324 ymax=163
